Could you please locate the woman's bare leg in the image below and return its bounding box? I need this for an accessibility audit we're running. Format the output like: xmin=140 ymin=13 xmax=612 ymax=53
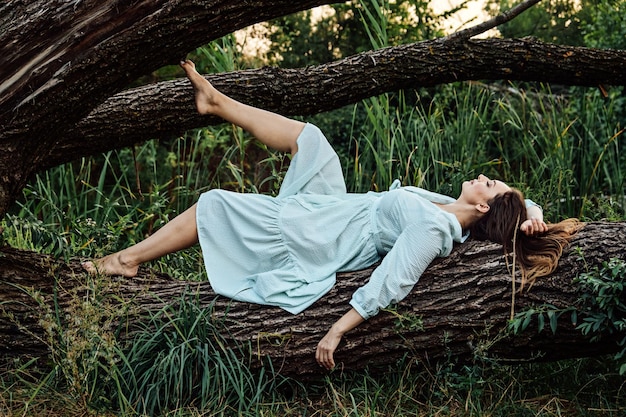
xmin=180 ymin=60 xmax=305 ymax=156
xmin=83 ymin=61 xmax=302 ymax=276
xmin=82 ymin=204 xmax=199 ymax=277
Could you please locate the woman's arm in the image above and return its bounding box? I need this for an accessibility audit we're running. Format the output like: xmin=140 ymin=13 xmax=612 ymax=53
xmin=520 ymin=204 xmax=548 ymax=236
xmin=316 ymin=308 xmax=364 ymax=370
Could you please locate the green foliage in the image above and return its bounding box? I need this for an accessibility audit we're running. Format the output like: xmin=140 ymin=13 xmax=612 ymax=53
xmin=265 ymin=0 xmax=442 ymax=67
xmin=487 ymin=0 xmax=626 ymax=51
xmin=188 ymin=33 xmax=243 ymax=74
xmin=115 ymin=294 xmax=287 ymax=415
xmin=509 ymin=304 xmax=576 ymax=336
xmin=311 ymin=357 xmax=625 ymax=416
xmin=489 ymin=84 xmax=625 ymax=220
xmin=16 ymin=270 xmax=136 ymax=413
xmin=4 ymin=282 xmax=289 ymax=415
xmin=508 ymin=257 xmax=626 ymax=376
xmin=6 ymin=354 xmax=624 ymax=416
xmin=486 ymin=0 xmax=591 ymax=45
xmin=2 ymin=214 xmax=68 ymax=256
xmin=382 ymin=305 xmax=424 ymax=332
xmin=581 ymin=0 xmax=626 ymax=50
xmin=5 ymin=149 xmax=178 ymax=260
xmin=132 ymin=34 xmax=245 ymax=87
xmin=575 ymin=257 xmax=626 ymax=374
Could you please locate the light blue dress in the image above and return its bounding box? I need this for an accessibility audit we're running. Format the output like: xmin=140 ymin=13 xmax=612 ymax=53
xmin=196 ymin=124 xmax=499 ymax=319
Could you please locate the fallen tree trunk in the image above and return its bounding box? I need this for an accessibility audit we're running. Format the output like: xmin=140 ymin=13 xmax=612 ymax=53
xmin=0 ymin=222 xmax=624 ymax=377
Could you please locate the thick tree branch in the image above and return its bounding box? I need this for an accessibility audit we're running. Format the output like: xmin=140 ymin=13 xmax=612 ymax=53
xmin=56 ymin=38 xmax=626 ymax=164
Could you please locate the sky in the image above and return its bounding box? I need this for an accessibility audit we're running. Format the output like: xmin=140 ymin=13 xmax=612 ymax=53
xmin=430 ymin=0 xmax=496 ymax=37
xmin=237 ymin=1 xmax=496 ymax=58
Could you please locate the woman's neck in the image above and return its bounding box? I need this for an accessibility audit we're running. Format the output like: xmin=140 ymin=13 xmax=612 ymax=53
xmin=435 ymin=202 xmax=481 ymax=230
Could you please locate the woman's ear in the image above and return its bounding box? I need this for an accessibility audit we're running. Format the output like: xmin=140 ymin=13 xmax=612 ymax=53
xmin=476 ymin=203 xmax=490 ymax=214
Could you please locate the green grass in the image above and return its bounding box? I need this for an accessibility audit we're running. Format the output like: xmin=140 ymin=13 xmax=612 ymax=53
xmin=2 ymin=353 xmax=624 ymax=416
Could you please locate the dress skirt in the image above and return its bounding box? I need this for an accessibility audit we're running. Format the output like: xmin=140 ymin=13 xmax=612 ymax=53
xmin=195 ymin=123 xmax=380 ymax=313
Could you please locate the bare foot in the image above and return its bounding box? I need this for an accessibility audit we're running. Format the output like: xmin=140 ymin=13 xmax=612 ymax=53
xmin=180 ymin=59 xmax=221 ymax=115
xmin=81 ymin=252 xmax=139 ymax=277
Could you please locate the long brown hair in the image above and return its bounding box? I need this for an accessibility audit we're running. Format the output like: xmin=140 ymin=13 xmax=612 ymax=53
xmin=469 ymin=189 xmax=582 ymax=288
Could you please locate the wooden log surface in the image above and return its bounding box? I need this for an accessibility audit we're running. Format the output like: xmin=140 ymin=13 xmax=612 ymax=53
xmin=0 ymin=222 xmax=624 ymax=377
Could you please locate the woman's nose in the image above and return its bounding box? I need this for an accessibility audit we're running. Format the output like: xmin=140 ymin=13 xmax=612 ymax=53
xmin=478 ymin=174 xmax=489 ymax=182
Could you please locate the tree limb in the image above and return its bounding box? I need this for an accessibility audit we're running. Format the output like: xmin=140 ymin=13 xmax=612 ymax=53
xmin=443 ymin=0 xmax=542 ymax=41
xmin=56 ymin=38 xmax=626 ymax=166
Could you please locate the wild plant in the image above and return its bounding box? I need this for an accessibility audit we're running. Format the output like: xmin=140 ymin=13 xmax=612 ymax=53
xmin=115 ymin=293 xmax=288 ymax=415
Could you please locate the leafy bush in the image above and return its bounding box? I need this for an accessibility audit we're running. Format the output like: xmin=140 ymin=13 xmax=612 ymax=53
xmin=575 ymin=258 xmax=626 ymax=375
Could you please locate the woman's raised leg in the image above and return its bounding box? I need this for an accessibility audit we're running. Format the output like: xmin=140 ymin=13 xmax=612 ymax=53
xmin=83 ymin=61 xmax=302 ymax=277
xmin=82 ymin=204 xmax=199 ymax=277
xmin=180 ymin=60 xmax=305 ymax=156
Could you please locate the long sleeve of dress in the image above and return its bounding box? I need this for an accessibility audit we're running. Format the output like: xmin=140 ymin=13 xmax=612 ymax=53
xmin=348 ymin=195 xmax=543 ymax=320
xmin=349 ymin=219 xmax=452 ymax=320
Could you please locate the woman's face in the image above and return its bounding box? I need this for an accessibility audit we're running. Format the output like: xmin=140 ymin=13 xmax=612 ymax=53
xmin=460 ymin=174 xmax=511 ymax=206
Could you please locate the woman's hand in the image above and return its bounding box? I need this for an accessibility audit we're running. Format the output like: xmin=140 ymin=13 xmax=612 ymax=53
xmin=520 ymin=217 xmax=548 ymax=236
xmin=316 ymin=328 xmax=343 ymax=370
xmin=521 ymin=204 xmax=548 ymax=236
xmin=316 ymin=308 xmax=365 ymax=370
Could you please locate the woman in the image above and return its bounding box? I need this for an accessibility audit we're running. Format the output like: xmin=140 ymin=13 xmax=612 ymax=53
xmin=83 ymin=60 xmax=579 ymax=370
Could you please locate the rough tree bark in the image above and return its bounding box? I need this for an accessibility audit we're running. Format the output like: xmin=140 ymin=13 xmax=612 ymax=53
xmin=1 ymin=222 xmax=624 ymax=377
